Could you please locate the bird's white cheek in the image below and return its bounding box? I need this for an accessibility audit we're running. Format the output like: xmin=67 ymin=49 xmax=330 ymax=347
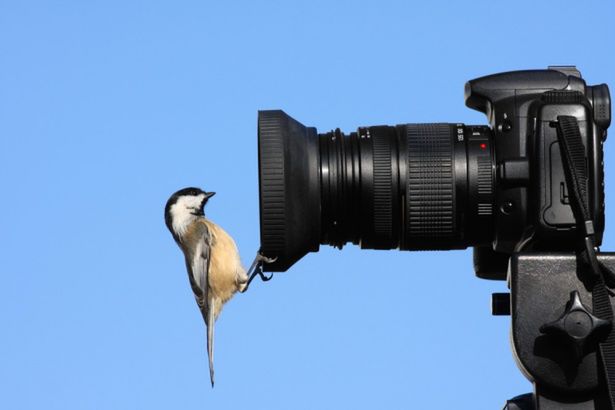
xmin=170 ymin=204 xmax=195 ymax=237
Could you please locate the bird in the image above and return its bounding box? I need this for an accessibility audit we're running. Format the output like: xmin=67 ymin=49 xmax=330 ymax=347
xmin=165 ymin=187 xmax=271 ymax=387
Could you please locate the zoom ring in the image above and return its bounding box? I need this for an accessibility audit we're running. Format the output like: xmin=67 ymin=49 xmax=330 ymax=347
xmin=405 ymin=124 xmax=455 ymax=247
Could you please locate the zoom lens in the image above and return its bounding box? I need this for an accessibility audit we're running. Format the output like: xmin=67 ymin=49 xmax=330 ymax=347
xmin=258 ymin=111 xmax=495 ymax=271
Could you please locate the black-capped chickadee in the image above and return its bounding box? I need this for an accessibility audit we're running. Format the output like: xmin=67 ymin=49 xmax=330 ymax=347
xmin=164 ymin=187 xmax=271 ymax=387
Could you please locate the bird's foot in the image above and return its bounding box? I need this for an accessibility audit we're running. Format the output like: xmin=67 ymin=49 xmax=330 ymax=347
xmin=240 ymin=251 xmax=276 ymax=293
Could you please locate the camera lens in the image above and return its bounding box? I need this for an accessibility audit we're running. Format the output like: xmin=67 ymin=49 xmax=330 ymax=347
xmin=258 ymin=111 xmax=495 ymax=271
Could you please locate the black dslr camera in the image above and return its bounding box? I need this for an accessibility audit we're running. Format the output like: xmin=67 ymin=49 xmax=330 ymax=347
xmin=256 ymin=67 xmax=613 ymax=409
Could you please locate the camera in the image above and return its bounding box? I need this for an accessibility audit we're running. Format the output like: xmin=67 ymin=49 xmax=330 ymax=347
xmin=257 ymin=66 xmax=611 ymax=275
xmin=255 ymin=67 xmax=615 ymax=408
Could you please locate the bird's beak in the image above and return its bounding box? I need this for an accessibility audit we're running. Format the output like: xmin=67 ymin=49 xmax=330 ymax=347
xmin=204 ymin=191 xmax=216 ymax=199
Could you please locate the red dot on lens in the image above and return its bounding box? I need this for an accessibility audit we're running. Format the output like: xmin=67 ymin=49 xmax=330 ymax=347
xmin=480 ymin=143 xmax=487 ymax=149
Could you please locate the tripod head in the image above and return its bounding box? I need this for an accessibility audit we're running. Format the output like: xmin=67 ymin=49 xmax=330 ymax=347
xmin=502 ymin=253 xmax=615 ymax=409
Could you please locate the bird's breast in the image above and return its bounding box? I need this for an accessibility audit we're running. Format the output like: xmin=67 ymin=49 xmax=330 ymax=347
xmin=203 ymin=220 xmax=243 ymax=302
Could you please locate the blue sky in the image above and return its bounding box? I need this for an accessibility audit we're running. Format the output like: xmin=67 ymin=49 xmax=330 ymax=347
xmin=1 ymin=1 xmax=614 ymax=409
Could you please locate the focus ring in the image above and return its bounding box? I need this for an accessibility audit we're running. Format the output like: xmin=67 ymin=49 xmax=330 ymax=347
xmin=372 ymin=129 xmax=393 ymax=240
xmin=405 ymin=124 xmax=455 ymax=247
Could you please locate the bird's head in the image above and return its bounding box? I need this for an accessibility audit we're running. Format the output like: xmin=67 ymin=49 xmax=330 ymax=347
xmin=165 ymin=187 xmax=215 ymax=238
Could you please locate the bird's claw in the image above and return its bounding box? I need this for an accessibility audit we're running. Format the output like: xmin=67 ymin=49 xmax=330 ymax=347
xmin=258 ymin=270 xmax=274 ymax=281
xmin=257 ymin=254 xmax=277 ymax=264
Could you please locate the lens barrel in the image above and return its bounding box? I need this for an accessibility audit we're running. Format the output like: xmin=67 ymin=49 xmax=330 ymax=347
xmin=258 ymin=111 xmax=495 ymax=271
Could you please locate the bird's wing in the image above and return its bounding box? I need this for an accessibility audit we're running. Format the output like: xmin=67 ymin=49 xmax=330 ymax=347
xmin=188 ymin=221 xmax=217 ymax=387
xmin=187 ymin=221 xmax=212 ymax=310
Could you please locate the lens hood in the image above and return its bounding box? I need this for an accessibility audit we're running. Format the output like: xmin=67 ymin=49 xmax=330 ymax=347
xmin=258 ymin=110 xmax=321 ymax=271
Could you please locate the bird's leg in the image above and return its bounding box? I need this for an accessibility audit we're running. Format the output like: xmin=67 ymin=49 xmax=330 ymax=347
xmin=240 ymin=252 xmax=276 ymax=293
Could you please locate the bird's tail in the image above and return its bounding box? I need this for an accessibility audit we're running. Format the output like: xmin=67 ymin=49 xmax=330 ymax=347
xmin=206 ymin=298 xmax=216 ymax=388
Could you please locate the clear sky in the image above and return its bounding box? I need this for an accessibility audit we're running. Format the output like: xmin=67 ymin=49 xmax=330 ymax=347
xmin=1 ymin=1 xmax=614 ymax=409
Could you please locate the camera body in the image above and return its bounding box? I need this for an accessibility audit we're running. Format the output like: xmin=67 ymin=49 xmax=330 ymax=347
xmin=468 ymin=67 xmax=611 ymax=278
